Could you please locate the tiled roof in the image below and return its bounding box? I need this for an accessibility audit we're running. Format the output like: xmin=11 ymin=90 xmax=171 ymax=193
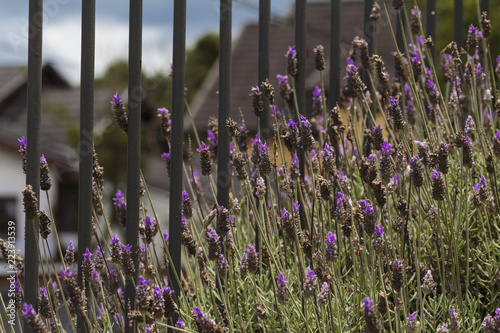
xmin=0 ymin=65 xmax=110 ymax=175
xmin=187 ymin=1 xmax=398 ymax=133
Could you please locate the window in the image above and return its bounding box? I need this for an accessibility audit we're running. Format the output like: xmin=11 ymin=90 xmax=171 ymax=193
xmin=0 ymin=197 xmax=16 ymax=238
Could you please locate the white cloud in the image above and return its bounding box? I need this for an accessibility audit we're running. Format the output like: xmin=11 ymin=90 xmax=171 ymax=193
xmin=42 ymin=19 xmax=172 ymax=85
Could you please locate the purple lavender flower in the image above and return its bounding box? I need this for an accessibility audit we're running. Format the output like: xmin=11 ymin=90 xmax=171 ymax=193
xmin=182 ymin=191 xmax=193 ymax=219
xmin=286 ymin=46 xmax=298 ymax=77
xmin=22 ymin=303 xmax=49 ymax=333
xmin=161 ymin=152 xmax=171 ymax=176
xmin=387 ymin=174 xmax=400 ymax=194
xmin=345 ymin=59 xmax=365 ymax=97
xmin=162 ymin=286 xmax=176 ymax=318
xmin=299 ymin=114 xmax=315 ymax=151
xmin=277 ymin=273 xmax=288 ymax=304
xmin=410 ymin=53 xmax=423 ymax=79
xmin=277 ymin=74 xmax=288 ymax=85
xmin=198 ymin=142 xmax=212 ymax=176
xmin=466 ymin=25 xmax=479 ymax=56
xmin=240 ymin=244 xmax=259 ymax=274
xmin=110 ymin=93 xmax=128 ymax=133
xmin=312 ymin=86 xmax=323 ymax=116
xmin=290 ymin=153 xmax=300 ymax=179
xmin=392 ymin=259 xmax=405 ymax=290
xmin=197 ymin=141 xmax=209 ymax=153
xmin=362 ymin=200 xmax=377 ymax=236
xmin=207 ymin=129 xmax=217 ymax=156
xmin=496 ymin=56 xmax=500 ymax=76
xmin=18 ymin=136 xmax=27 ymax=173
xmin=472 ymin=175 xmax=490 ymax=205
xmin=450 ymin=309 xmax=461 ymax=331
xmin=251 ymin=135 xmax=272 ymax=176
xmin=410 ymin=6 xmax=421 ymax=34
xmin=389 ymin=96 xmax=405 ymax=130
xmin=426 ymin=79 xmax=439 ymax=106
xmin=255 ymin=176 xmax=266 ymax=200
xmin=64 ymin=240 xmax=76 ymax=266
xmin=143 ymin=216 xmax=158 ymax=243
xmin=482 ymin=308 xmax=500 ymax=332
xmin=38 ymin=287 xmax=52 ymax=318
xmin=193 ymin=307 xmax=220 ymax=332
xmin=302 ymin=267 xmax=317 ymax=298
xmin=379 ymin=141 xmax=394 ymax=181
xmin=364 ymin=297 xmax=382 ymax=332
xmin=113 ymin=190 xmax=127 ymax=228
xmin=110 ymin=234 xmax=122 ymax=264
xmin=81 ymin=248 xmax=94 ymax=280
xmin=492 ymin=130 xmax=500 ymax=158
xmin=406 ymin=312 xmax=418 ymax=332
xmin=110 ymin=93 xmax=124 ymax=106
xmin=121 ymin=243 xmax=135 ymax=276
xmin=206 ymin=228 xmax=221 ymax=261
xmin=325 ymin=231 xmax=337 ymax=261
xmin=317 ymin=282 xmax=329 ymax=305
xmin=437 ymin=323 xmax=449 ymax=332
xmin=464 ymin=116 xmax=475 ymax=138
xmin=135 ymin=276 xmax=152 ymax=313
xmin=373 ymin=224 xmax=385 ymax=253
xmin=163 ymin=230 xmax=169 ymax=243
xmin=421 ymin=270 xmax=437 ymax=294
xmin=431 ymin=169 xmax=446 ymax=201
xmin=176 ymin=317 xmax=186 ymax=329
xmin=18 ymin=136 xmax=27 ymax=153
xmin=217 ymin=254 xmax=228 ymax=277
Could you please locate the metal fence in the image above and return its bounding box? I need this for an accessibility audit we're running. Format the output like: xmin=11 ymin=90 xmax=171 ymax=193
xmin=21 ymin=0 xmax=490 ymax=332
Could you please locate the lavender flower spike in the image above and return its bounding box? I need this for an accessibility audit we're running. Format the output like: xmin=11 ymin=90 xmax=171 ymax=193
xmin=363 ymin=297 xmax=382 ymax=333
xmin=277 ymin=273 xmax=288 ymax=304
xmin=302 ymin=267 xmax=317 ymax=298
xmin=406 ymin=312 xmax=418 ymax=333
xmin=325 ymin=231 xmax=337 ymax=261
xmin=22 ymin=303 xmax=50 ymax=333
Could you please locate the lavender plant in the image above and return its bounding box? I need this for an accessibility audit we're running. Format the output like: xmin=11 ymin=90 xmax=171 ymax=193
xmin=2 ymin=2 xmax=500 ymax=333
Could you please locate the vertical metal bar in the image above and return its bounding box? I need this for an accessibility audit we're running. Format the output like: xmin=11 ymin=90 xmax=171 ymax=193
xmin=125 ymin=0 xmax=142 ymax=332
xmin=169 ymin=0 xmax=186 ymax=302
xmin=217 ymin=0 xmax=231 ymax=210
xmin=329 ymin=0 xmax=341 ymax=109
xmin=24 ymin=1 xmax=42 ymax=332
xmin=481 ymin=0 xmax=489 ymax=13
xmin=454 ymin=0 xmax=464 ymax=48
xmin=258 ymin=0 xmax=270 ymax=142
xmin=295 ymin=0 xmax=307 ymax=230
xmin=363 ymin=0 xmax=374 ymax=93
xmin=256 ymin=0 xmax=270 ymax=253
xmin=77 ymin=0 xmax=95 ymax=332
xmin=426 ymin=0 xmax=437 ymax=60
xmin=363 ymin=0 xmax=374 ymax=151
xmin=295 ymin=0 xmax=306 ymax=118
xmin=364 ymin=0 xmax=375 ymax=55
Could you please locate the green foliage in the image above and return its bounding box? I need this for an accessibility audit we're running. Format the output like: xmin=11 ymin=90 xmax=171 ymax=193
xmin=185 ymin=33 xmax=219 ymax=101
xmin=414 ymin=0 xmax=500 ymax=58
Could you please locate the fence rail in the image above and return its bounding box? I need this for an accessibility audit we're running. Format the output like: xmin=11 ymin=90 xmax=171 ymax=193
xmin=20 ymin=0 xmax=490 ymax=332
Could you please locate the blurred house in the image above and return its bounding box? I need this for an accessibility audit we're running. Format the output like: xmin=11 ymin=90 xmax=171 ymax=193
xmin=187 ymin=0 xmax=398 ymax=133
xmin=0 ymin=64 xmax=111 ymax=257
xmin=0 ymin=63 xmax=173 ymax=265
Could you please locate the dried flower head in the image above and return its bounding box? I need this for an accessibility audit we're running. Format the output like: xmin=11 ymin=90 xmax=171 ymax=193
xmin=314 ymin=45 xmax=326 ymax=71
xmin=22 ymin=185 xmax=39 ymax=221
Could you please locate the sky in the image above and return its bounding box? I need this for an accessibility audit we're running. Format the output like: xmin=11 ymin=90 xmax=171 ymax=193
xmin=0 ymin=0 xmax=297 ymax=85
